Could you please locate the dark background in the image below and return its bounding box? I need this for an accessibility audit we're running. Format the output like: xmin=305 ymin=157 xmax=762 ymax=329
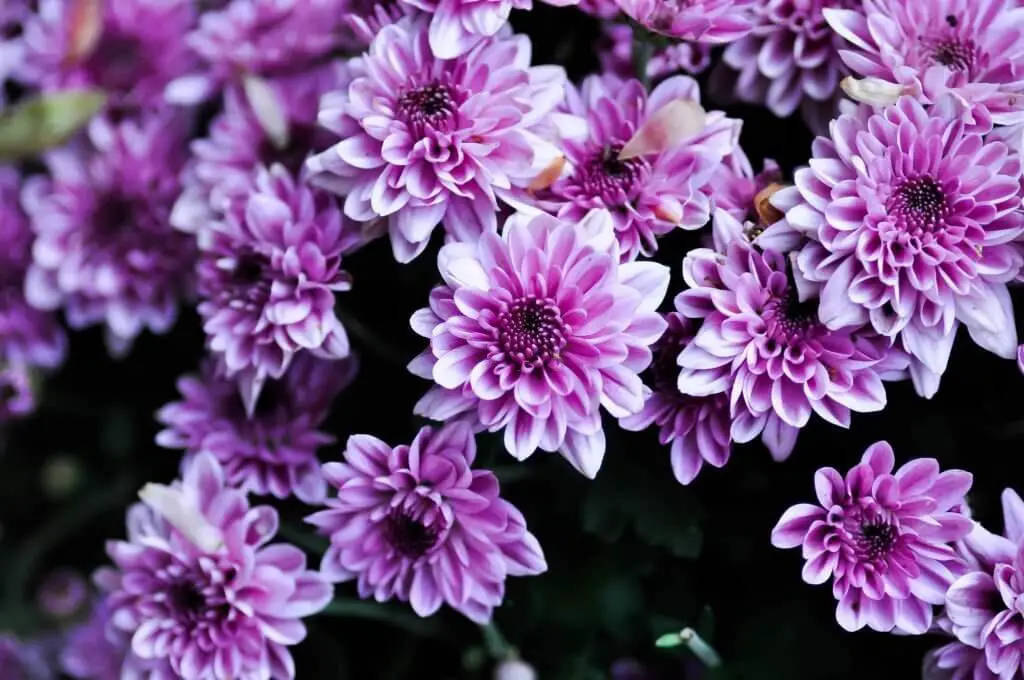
xmin=3 ymin=5 xmax=1022 ymax=679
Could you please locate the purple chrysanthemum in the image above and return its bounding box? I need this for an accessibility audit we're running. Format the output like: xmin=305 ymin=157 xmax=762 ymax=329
xmin=166 ymin=0 xmax=347 ymax=104
xmin=99 ymin=452 xmax=333 ymax=679
xmin=398 ymin=0 xmax=577 ymax=59
xmin=0 ymin=634 xmax=52 ymax=680
xmin=616 ymin=0 xmax=757 ymax=44
xmin=599 ymin=24 xmax=713 ymax=81
xmin=720 ymin=0 xmax=858 ymax=130
xmin=767 ymin=96 xmax=1024 ymax=398
xmin=156 ymin=353 xmax=357 ymax=504
xmin=306 ymin=16 xmax=568 ymax=262
xmin=707 ymin=149 xmax=781 ymax=228
xmin=22 ymin=114 xmax=196 ymax=355
xmin=675 ymin=241 xmax=903 ymax=460
xmin=944 ymin=489 xmax=1024 ymax=678
xmin=531 ymin=74 xmax=740 ymax=261
xmin=19 ymin=0 xmax=197 ymax=110
xmin=619 ymin=313 xmax=731 ymax=485
xmin=825 ymin=0 xmax=1024 ymax=127
xmin=197 ymin=164 xmax=360 ymax=409
xmin=924 ymin=615 xmax=1003 ymax=680
xmin=0 ymin=167 xmax=65 ymax=369
xmin=772 ymin=441 xmax=974 ymax=634
xmin=306 ymin=422 xmax=546 ymax=623
xmin=408 ymin=209 xmax=669 ymax=478
xmin=61 ymin=599 xmax=129 ymax=680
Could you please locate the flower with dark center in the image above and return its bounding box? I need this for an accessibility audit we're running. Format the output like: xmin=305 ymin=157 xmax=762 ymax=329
xmin=773 ymin=441 xmax=974 ymax=634
xmin=675 ymin=241 xmax=902 ymax=460
xmin=307 ymin=423 xmax=547 ymax=623
xmin=408 ymin=210 xmax=669 ymax=478
xmin=536 ymin=73 xmax=741 ymax=261
xmin=767 ymin=95 xmax=1024 ymax=398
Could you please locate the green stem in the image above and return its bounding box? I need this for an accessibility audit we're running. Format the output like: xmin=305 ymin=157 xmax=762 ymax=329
xmin=480 ymin=621 xmax=513 ymax=659
xmin=278 ymin=522 xmax=330 ymax=555
xmin=319 ymin=598 xmax=440 ymax=638
xmin=632 ymin=36 xmax=656 ymax=88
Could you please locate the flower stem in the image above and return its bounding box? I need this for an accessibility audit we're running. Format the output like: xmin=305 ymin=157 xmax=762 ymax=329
xmin=480 ymin=620 xmax=514 ymax=659
xmin=319 ymin=598 xmax=441 ymax=638
xmin=632 ymin=37 xmax=655 ymax=88
xmin=278 ymin=521 xmax=330 ymax=555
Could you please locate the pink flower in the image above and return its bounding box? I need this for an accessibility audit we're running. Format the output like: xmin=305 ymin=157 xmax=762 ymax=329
xmin=616 ymin=0 xmax=757 ymax=44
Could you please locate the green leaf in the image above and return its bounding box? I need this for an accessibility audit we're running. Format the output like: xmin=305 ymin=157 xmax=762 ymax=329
xmin=0 ymin=90 xmax=106 ymax=161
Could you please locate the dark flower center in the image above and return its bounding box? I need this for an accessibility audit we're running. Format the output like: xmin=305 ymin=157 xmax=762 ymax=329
xmin=764 ymin=284 xmax=820 ymax=345
xmin=495 ymin=296 xmax=568 ymax=369
xmin=648 ymin=325 xmax=688 ymax=394
xmin=571 ymin=144 xmax=651 ymax=206
xmin=93 ymin=196 xmax=137 ymax=237
xmin=168 ymin=581 xmax=207 ymax=619
xmin=926 ymin=35 xmax=976 ymax=73
xmin=0 ymin=383 xmax=18 ymax=404
xmin=857 ymin=519 xmax=898 ymax=559
xmin=82 ymin=33 xmax=150 ymax=95
xmin=385 ymin=510 xmax=440 ymax=559
xmin=257 ymin=123 xmax=319 ymax=175
xmin=397 ymin=81 xmax=457 ymax=133
xmin=889 ymin=176 xmax=949 ymax=232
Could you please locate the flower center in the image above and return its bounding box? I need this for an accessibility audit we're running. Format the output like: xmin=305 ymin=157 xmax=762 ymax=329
xmin=926 ymin=35 xmax=976 ymax=72
xmin=169 ymin=581 xmax=207 ymax=619
xmin=397 ymin=80 xmax=457 ymax=134
xmin=856 ymin=518 xmax=898 ymax=559
xmin=82 ymin=33 xmax=151 ymax=95
xmin=764 ymin=285 xmax=820 ymax=345
xmin=385 ymin=509 xmax=440 ymax=559
xmin=570 ymin=144 xmax=651 ymax=207
xmin=888 ymin=176 xmax=949 ymax=233
xmin=203 ymin=249 xmax=274 ymax=311
xmin=495 ymin=296 xmax=568 ymax=370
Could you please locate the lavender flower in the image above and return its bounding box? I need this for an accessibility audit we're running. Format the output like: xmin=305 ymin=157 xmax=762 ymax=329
xmin=616 ymin=0 xmax=757 ymax=44
xmin=398 ymin=0 xmax=578 ymax=59
xmin=307 ymin=16 xmax=568 ymax=262
xmin=19 ymin=0 xmax=197 ymax=110
xmin=408 ymin=210 xmax=669 ymax=478
xmin=156 ymin=353 xmax=357 ymax=504
xmin=22 ymin=114 xmax=196 ymax=356
xmin=99 ymin=452 xmax=333 ymax=679
xmin=619 ymin=313 xmax=732 ymax=485
xmin=60 ymin=599 xmax=128 ymax=680
xmin=767 ymin=97 xmax=1024 ymax=398
xmin=306 ymin=422 xmax=546 ymax=622
xmin=676 ymin=241 xmax=902 ymax=460
xmin=197 ymin=164 xmax=360 ymax=410
xmin=772 ymin=441 xmax=974 ymax=634
xmin=36 ymin=568 xmax=88 ymax=619
xmin=532 ymin=74 xmax=740 ymax=261
xmin=923 ymin=616 xmax=1001 ymax=680
xmin=0 ymin=167 xmax=65 ymax=370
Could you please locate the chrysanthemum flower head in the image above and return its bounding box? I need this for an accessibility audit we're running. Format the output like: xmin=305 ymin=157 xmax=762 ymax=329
xmin=408 ymin=209 xmax=669 ymax=478
xmin=197 ymin=164 xmax=361 ymax=411
xmin=100 ymin=452 xmax=333 ymax=680
xmin=157 ymin=353 xmax=357 ymax=504
xmin=616 ymin=0 xmax=757 ymax=44
xmin=767 ymin=96 xmax=1024 ymax=398
xmin=307 ymin=15 xmax=568 ymax=262
xmin=531 ymin=73 xmax=741 ymax=261
xmin=772 ymin=441 xmax=974 ymax=634
xmin=22 ymin=113 xmax=196 ymax=356
xmin=20 ymin=0 xmax=197 ymax=110
xmin=306 ymin=422 xmax=546 ymax=623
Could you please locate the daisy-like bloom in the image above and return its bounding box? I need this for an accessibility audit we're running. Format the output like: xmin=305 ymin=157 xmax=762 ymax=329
xmin=398 ymin=0 xmax=577 ymax=59
xmin=166 ymin=0 xmax=347 ymax=104
xmin=156 ymin=353 xmax=357 ymax=504
xmin=99 ymin=452 xmax=333 ymax=680
xmin=408 ymin=210 xmax=668 ymax=478
xmin=719 ymin=0 xmax=858 ymax=131
xmin=825 ymin=0 xmax=1024 ymax=127
xmin=616 ymin=0 xmax=757 ymax=44
xmin=599 ymin=24 xmax=713 ymax=81
xmin=19 ymin=0 xmax=197 ymax=110
xmin=772 ymin=441 xmax=974 ymax=634
xmin=22 ymin=114 xmax=196 ymax=355
xmin=676 ymin=241 xmax=902 ymax=460
xmin=0 ymin=168 xmax=65 ymax=370
xmin=767 ymin=96 xmax=1024 ymax=398
xmin=306 ymin=16 xmax=568 ymax=263
xmin=531 ymin=74 xmax=740 ymax=261
xmin=944 ymin=489 xmax=1024 ymax=678
xmin=306 ymin=422 xmax=546 ymax=622
xmin=619 ymin=313 xmax=732 ymax=485
xmin=197 ymin=164 xmax=361 ymax=411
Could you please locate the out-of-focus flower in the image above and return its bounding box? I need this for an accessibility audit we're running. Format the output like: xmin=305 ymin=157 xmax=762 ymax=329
xmin=0 ymin=168 xmax=65 ymax=370
xmin=599 ymin=24 xmax=713 ymax=81
xmin=766 ymin=96 xmax=1024 ymax=399
xmin=0 ymin=1 xmax=31 ymax=106
xmin=60 ymin=599 xmax=127 ymax=680
xmin=157 ymin=353 xmax=357 ymax=504
xmin=675 ymin=241 xmax=903 ymax=460
xmin=338 ymin=0 xmax=411 ymax=49
xmin=923 ymin=615 xmax=1001 ymax=680
xmin=166 ymin=0 xmax=347 ymax=104
xmin=620 ymin=313 xmax=731 ymax=485
xmin=22 ymin=113 xmax=196 ymax=356
xmin=196 ymin=164 xmax=361 ymax=411
xmin=494 ymin=658 xmax=538 ymax=680
xmin=36 ymin=568 xmax=88 ymax=618
xmin=0 ymin=634 xmax=53 ymax=680
xmin=616 ymin=0 xmax=757 ymax=44
xmin=825 ymin=0 xmax=1024 ymax=129
xmin=578 ymin=0 xmax=619 ymax=18
xmin=408 ymin=210 xmax=668 ymax=478
xmin=530 ymin=74 xmax=739 ymax=261
xmin=772 ymin=441 xmax=974 ymax=634
xmin=307 ymin=422 xmax=546 ymax=622
xmin=398 ymin=0 xmax=578 ymax=59
xmin=99 ymin=452 xmax=333 ymax=680
xmin=19 ymin=0 xmax=197 ymax=110
xmin=307 ymin=16 xmax=568 ymax=262
xmin=0 ymin=363 xmax=35 ymax=421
